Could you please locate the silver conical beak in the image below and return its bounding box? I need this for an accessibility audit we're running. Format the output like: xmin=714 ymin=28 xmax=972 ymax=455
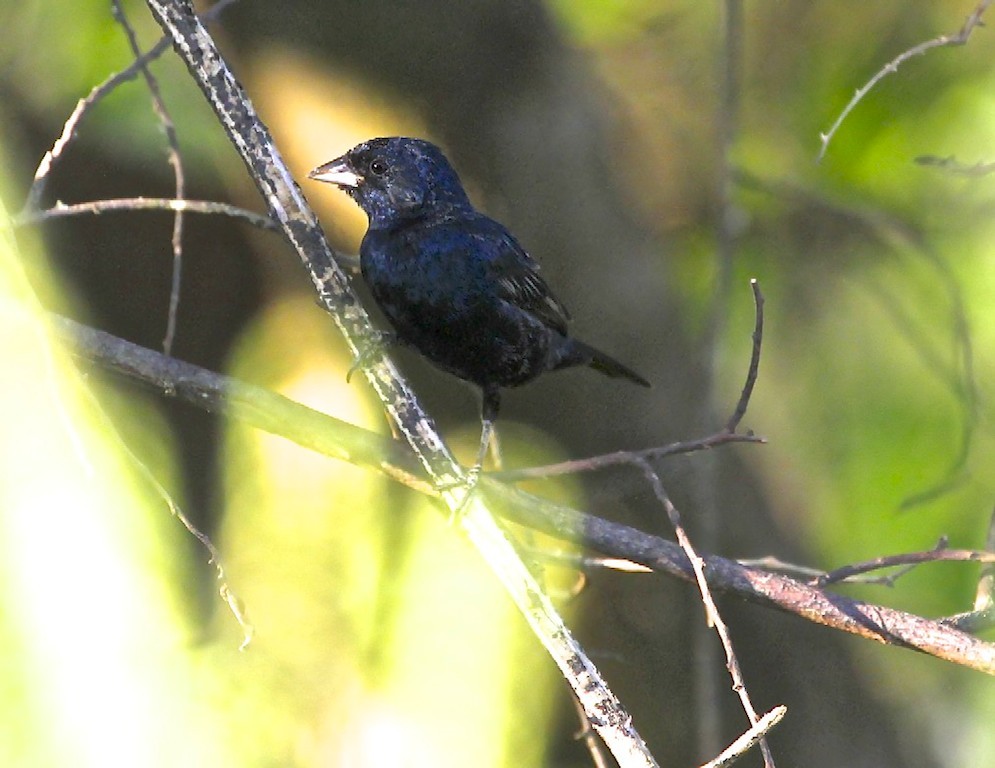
xmin=308 ymin=157 xmax=361 ymax=188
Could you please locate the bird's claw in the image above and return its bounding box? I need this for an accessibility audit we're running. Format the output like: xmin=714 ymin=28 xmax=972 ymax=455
xmin=437 ymin=464 xmax=482 ymax=522
xmin=346 ymin=330 xmax=397 ymax=383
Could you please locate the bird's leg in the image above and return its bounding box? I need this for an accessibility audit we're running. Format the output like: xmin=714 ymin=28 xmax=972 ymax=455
xmin=346 ymin=329 xmax=399 ymax=383
xmin=445 ymin=388 xmax=500 ymax=519
xmin=466 ymin=416 xmax=495 ymax=490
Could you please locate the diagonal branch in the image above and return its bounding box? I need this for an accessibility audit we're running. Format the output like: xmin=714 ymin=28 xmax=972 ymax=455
xmin=142 ymin=2 xmax=659 ymax=764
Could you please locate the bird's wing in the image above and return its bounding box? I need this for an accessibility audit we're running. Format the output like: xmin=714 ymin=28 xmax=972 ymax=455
xmin=472 ymin=222 xmax=572 ymax=335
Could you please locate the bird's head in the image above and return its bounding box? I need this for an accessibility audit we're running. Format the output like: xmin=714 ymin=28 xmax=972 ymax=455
xmin=309 ymin=137 xmax=472 ymax=230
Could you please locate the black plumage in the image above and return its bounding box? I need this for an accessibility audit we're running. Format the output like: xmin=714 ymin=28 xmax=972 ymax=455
xmin=309 ymin=137 xmax=649 ymax=482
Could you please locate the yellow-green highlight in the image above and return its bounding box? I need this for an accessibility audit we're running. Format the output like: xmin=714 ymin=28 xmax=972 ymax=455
xmin=216 ymin=296 xmax=585 ymax=766
xmin=0 ymin=197 xmax=228 ymax=766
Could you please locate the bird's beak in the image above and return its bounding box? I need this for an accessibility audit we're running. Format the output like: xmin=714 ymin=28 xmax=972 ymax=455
xmin=308 ymin=157 xmax=361 ymax=188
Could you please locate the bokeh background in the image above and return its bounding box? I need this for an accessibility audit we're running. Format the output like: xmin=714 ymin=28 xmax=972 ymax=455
xmin=2 ymin=0 xmax=995 ymax=766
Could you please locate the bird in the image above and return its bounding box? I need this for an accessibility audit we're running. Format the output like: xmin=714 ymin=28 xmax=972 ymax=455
xmin=308 ymin=137 xmax=649 ymax=493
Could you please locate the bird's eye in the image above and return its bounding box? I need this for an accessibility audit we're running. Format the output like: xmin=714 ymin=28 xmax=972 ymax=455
xmin=369 ymin=159 xmax=387 ymax=176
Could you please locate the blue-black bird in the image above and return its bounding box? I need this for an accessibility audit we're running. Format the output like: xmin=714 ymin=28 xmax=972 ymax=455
xmin=308 ymin=137 xmax=649 ymax=486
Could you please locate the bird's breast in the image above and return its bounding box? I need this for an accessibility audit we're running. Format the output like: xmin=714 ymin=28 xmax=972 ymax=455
xmin=359 ymin=226 xmax=560 ymax=388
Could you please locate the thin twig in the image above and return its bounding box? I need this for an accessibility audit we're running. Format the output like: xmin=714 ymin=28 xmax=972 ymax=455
xmin=818 ymin=0 xmax=993 ymax=162
xmin=570 ymin=692 xmax=612 ymax=768
xmin=13 ymin=197 xmax=278 ymax=231
xmin=494 ymin=431 xmax=762 ymax=482
xmin=939 ymin=511 xmax=995 ymax=633
xmin=736 ymin=170 xmax=979 ymax=515
xmin=863 ymin=271 xmax=976 ymax=512
xmin=83 ymin=384 xmax=253 ymax=648
xmin=942 ymin=606 xmax=995 ymax=634
xmin=699 ymin=707 xmax=787 ymax=768
xmin=740 ymin=555 xmax=936 ymax=587
xmin=11 ymin=197 xmax=362 ymax=272
xmin=496 ymin=280 xmax=766 ymax=483
xmin=814 ymin=542 xmax=995 ymax=588
xmin=111 ymin=0 xmax=187 ymax=356
xmin=699 ymin=4 xmax=745 ymax=751
xmin=516 ymin=544 xmax=654 ymax=574
xmin=633 ymin=458 xmax=776 ymax=767
xmin=20 ymin=0 xmax=237 ymax=215
xmin=725 ymin=279 xmax=764 ymax=433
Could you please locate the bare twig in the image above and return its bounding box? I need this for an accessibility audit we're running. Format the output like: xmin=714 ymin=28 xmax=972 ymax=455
xmin=496 ymin=279 xmax=766 ymax=483
xmin=814 ymin=541 xmax=995 ymax=588
xmin=110 ymin=0 xmax=187 ymax=356
xmin=725 ymin=279 xmax=764 ymax=433
xmin=818 ymin=0 xmax=993 ymax=162
xmin=11 ymin=198 xmax=362 ymax=272
xmin=570 ymin=692 xmax=612 ymax=768
xmin=494 ymin=431 xmax=762 ymax=482
xmin=705 ymin=19 xmax=745 ymax=752
xmin=735 ymin=170 xmax=979 ymax=515
xmin=634 ymin=458 xmax=776 ymax=767
xmin=939 ymin=510 xmax=994 ymax=632
xmin=864 ymin=271 xmax=976 ymax=513
xmin=111 ymin=0 xmax=186 ymax=355
xmin=699 ymin=706 xmax=787 ymax=768
xmin=741 ymin=554 xmax=945 ymax=587
xmin=20 ymin=0 xmax=237 ymax=215
xmin=943 ymin=606 xmax=995 ymax=634
xmin=13 ymin=197 xmax=277 ymax=231
xmin=83 ymin=383 xmax=253 ymax=648
xmin=516 ymin=543 xmax=653 ymax=574
xmin=976 ymin=507 xmax=995 ymax=610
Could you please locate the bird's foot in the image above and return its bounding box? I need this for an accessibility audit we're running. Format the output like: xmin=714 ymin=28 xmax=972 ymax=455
xmin=346 ymin=330 xmax=398 ymax=383
xmin=437 ymin=463 xmax=482 ymax=523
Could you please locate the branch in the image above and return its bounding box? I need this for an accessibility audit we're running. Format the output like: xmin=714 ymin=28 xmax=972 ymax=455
xmin=700 ymin=706 xmax=786 ymax=768
xmin=51 ymin=314 xmax=995 ymax=676
xmin=20 ymin=0 xmax=238 ymax=215
xmin=12 ymin=198 xmax=362 ymax=272
xmin=111 ymin=0 xmax=187 ymax=355
xmin=142 ymin=3 xmax=658 ymax=764
xmin=634 ymin=458 xmax=777 ymax=767
xmin=818 ymin=0 xmax=993 ymax=162
xmin=814 ymin=542 xmax=995 ymax=588
xmin=496 ymin=481 xmax=995 ymax=676
xmin=13 ymin=197 xmax=278 ymax=231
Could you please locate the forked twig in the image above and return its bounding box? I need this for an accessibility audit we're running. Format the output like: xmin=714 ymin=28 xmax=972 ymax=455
xmin=497 ymin=279 xmax=766 ymax=483
xmin=634 ymin=458 xmax=778 ymax=767
xmin=20 ymin=0 xmax=237 ymax=215
xmin=814 ymin=540 xmax=995 ymax=588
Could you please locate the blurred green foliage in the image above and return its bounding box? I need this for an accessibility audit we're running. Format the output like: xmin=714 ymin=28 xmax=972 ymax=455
xmin=3 ymin=0 xmax=995 ymax=765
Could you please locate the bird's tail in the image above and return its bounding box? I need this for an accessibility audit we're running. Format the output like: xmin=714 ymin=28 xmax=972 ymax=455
xmin=561 ymin=339 xmax=651 ymax=388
